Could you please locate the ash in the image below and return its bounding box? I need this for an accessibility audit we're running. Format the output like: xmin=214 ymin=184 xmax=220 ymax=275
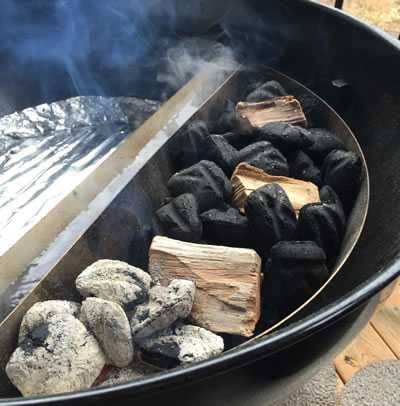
xmin=0 ymin=96 xmax=160 ymax=257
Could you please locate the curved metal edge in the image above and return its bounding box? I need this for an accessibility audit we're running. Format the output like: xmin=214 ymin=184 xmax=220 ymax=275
xmin=2 ymin=255 xmax=398 ymax=406
xmin=241 ymin=65 xmax=369 ymax=340
xmin=1 ymin=1 xmax=399 ymax=404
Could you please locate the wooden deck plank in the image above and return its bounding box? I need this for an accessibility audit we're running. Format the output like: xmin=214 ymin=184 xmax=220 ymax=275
xmin=370 ymin=305 xmax=400 ymax=358
xmin=334 ymin=323 xmax=396 ymax=382
xmin=383 ymin=279 xmax=400 ymax=306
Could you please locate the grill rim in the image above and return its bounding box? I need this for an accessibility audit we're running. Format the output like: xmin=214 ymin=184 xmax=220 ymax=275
xmin=1 ymin=1 xmax=400 ymax=404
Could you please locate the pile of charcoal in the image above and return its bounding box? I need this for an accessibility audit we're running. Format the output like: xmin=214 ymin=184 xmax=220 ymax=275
xmin=6 ymin=259 xmax=224 ymax=396
xmin=155 ymin=79 xmax=362 ymax=327
xmin=6 ymin=79 xmax=362 ymax=397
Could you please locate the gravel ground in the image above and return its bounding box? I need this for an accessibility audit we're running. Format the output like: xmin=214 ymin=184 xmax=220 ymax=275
xmin=318 ymin=0 xmax=400 ymax=36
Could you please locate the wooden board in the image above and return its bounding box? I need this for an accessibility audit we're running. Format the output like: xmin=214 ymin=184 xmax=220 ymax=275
xmin=334 ymin=277 xmax=400 ymax=384
xmin=334 ymin=323 xmax=396 ymax=382
xmin=370 ymin=304 xmax=400 ymax=358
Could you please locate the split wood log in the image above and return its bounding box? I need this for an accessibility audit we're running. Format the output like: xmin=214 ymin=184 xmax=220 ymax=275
xmin=148 ymin=236 xmax=261 ymax=337
xmin=231 ymin=163 xmax=320 ymax=214
xmin=236 ymin=96 xmax=307 ymax=129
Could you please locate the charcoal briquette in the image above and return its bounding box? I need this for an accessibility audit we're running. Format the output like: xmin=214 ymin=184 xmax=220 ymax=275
xmin=215 ymin=99 xmax=237 ymax=133
xmin=305 ymin=128 xmax=346 ymax=162
xmin=168 ymin=160 xmax=232 ymax=211
xmin=246 ymin=80 xmax=287 ymax=103
xmin=204 ymin=134 xmax=239 ymax=176
xmin=177 ymin=121 xmax=209 ymax=168
xmin=245 ymin=183 xmax=297 ymax=255
xmin=257 ymin=122 xmax=313 ymax=152
xmin=320 ymin=185 xmax=346 ymax=223
xmin=297 ymin=202 xmax=346 ymax=261
xmin=235 ymin=141 xmax=289 ymax=176
xmin=261 ymin=240 xmax=329 ymax=326
xmin=290 ymin=150 xmax=322 ymax=186
xmin=201 ymin=206 xmax=248 ymax=247
xmin=221 ymin=131 xmax=258 ymax=150
xmin=322 ymin=149 xmax=361 ymax=211
xmin=154 ymin=193 xmax=202 ymax=242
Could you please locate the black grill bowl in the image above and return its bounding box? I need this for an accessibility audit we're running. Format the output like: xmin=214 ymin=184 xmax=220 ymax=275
xmin=1 ymin=1 xmax=400 ymax=404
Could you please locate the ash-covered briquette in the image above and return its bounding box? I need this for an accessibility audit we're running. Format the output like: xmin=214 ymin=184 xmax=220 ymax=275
xmin=201 ymin=206 xmax=249 ymax=247
xmin=305 ymin=128 xmax=346 ymax=162
xmin=257 ymin=122 xmax=313 ymax=152
xmin=6 ymin=313 xmax=105 ymax=397
xmin=168 ymin=160 xmax=232 ymax=212
xmin=80 ymin=297 xmax=134 ymax=368
xmin=245 ymin=183 xmax=297 ymax=255
xmin=98 ymin=362 xmax=160 ymax=387
xmin=75 ymin=259 xmax=152 ymax=309
xmin=322 ymin=149 xmax=362 ymax=211
xmin=154 ymin=193 xmax=202 ymax=243
xmin=235 ymin=141 xmax=290 ymax=176
xmin=290 ymin=150 xmax=322 ymax=186
xmin=18 ymin=300 xmax=81 ymax=344
xmin=130 ymin=279 xmax=195 ymax=339
xmin=261 ymin=241 xmax=329 ymax=326
xmin=204 ymin=134 xmax=239 ymax=176
xmin=297 ymin=202 xmax=346 ymax=262
xmin=137 ymin=323 xmax=224 ymax=365
xmin=246 ymin=80 xmax=288 ymax=103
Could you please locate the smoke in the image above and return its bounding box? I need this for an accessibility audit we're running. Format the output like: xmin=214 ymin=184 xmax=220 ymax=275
xmin=157 ymin=38 xmax=238 ymax=97
xmin=0 ymin=0 xmax=292 ymax=110
xmin=0 ymin=0 xmax=177 ymax=100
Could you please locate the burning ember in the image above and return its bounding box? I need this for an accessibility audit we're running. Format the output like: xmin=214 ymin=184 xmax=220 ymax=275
xmin=5 ymin=77 xmax=362 ymax=396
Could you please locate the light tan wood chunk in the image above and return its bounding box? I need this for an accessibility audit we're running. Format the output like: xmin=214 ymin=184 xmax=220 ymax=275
xmin=231 ymin=163 xmax=320 ymax=213
xmin=148 ymin=236 xmax=261 ymax=337
xmin=236 ymin=96 xmax=307 ymax=129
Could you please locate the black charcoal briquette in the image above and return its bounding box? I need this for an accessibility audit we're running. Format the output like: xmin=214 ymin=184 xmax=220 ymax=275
xmin=320 ymin=185 xmax=346 ymax=223
xmin=168 ymin=160 xmax=232 ymax=212
xmin=245 ymin=183 xmax=297 ymax=255
xmin=177 ymin=120 xmax=209 ymax=168
xmin=154 ymin=193 xmax=202 ymax=242
xmin=204 ymin=134 xmax=239 ymax=176
xmin=215 ymin=99 xmax=237 ymax=133
xmin=246 ymin=80 xmax=287 ymax=103
xmin=305 ymin=128 xmax=346 ymax=162
xmin=257 ymin=122 xmax=313 ymax=152
xmin=290 ymin=150 xmax=322 ymax=186
xmin=235 ymin=141 xmax=289 ymax=176
xmin=201 ymin=206 xmax=248 ymax=246
xmin=261 ymin=240 xmax=329 ymax=327
xmin=297 ymin=202 xmax=346 ymax=261
xmin=322 ymin=149 xmax=361 ymax=211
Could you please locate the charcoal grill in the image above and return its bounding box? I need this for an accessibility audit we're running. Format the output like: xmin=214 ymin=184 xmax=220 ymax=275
xmin=0 ymin=0 xmax=400 ymax=404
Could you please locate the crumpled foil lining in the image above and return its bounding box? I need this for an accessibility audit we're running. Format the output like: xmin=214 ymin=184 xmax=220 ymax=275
xmin=0 ymin=96 xmax=160 ymax=256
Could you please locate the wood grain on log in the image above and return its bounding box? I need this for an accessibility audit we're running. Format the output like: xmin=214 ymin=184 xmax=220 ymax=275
xmin=236 ymin=96 xmax=307 ymax=129
xmin=149 ymin=236 xmax=261 ymax=337
xmin=231 ymin=163 xmax=320 ymax=214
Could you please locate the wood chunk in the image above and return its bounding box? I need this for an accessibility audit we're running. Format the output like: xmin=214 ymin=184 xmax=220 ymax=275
xmin=148 ymin=236 xmax=261 ymax=337
xmin=236 ymin=96 xmax=307 ymax=130
xmin=231 ymin=163 xmax=320 ymax=214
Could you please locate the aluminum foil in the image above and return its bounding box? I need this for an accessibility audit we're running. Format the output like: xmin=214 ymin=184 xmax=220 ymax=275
xmin=0 ymin=96 xmax=160 ymax=256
